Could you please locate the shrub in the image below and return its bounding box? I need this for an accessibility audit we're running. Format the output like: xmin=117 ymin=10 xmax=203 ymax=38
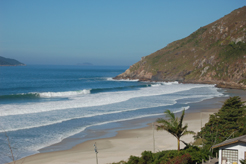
xmin=127 ymin=155 xmax=140 ymax=164
xmin=183 ymin=146 xmax=210 ymax=163
xmin=121 ymin=147 xmax=209 ymax=164
xmin=153 ymin=150 xmax=185 ymax=164
xmin=166 ymin=153 xmax=192 ymax=164
xmin=138 ymin=151 xmax=154 ymax=164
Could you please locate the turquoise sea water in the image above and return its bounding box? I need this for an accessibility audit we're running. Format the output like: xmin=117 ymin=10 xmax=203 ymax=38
xmin=0 ymin=65 xmax=226 ymax=163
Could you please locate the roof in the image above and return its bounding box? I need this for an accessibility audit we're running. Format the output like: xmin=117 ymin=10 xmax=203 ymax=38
xmin=212 ymin=135 xmax=246 ymax=149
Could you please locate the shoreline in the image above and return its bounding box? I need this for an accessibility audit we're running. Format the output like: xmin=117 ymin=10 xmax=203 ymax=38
xmin=13 ymin=108 xmax=219 ymax=164
xmin=113 ymin=78 xmax=246 ymax=90
xmin=11 ymin=88 xmax=246 ymax=164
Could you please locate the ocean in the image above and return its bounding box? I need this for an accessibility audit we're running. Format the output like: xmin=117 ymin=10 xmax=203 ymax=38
xmin=0 ymin=65 xmax=227 ymax=163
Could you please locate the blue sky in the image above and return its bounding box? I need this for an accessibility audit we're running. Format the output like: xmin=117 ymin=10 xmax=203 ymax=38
xmin=0 ymin=1 xmax=245 ymax=66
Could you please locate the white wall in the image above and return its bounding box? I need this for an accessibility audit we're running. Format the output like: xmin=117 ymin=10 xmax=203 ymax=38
xmin=218 ymin=142 xmax=246 ymax=164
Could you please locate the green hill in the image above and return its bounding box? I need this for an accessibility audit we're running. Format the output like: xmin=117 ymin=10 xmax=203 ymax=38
xmin=0 ymin=56 xmax=25 ymax=66
xmin=114 ymin=6 xmax=246 ymax=89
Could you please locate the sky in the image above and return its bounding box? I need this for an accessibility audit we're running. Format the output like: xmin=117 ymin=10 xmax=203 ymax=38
xmin=0 ymin=1 xmax=245 ymax=66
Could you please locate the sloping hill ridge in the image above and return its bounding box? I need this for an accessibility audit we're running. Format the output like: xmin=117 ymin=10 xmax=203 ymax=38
xmin=0 ymin=56 xmax=25 ymax=66
xmin=114 ymin=6 xmax=246 ymax=89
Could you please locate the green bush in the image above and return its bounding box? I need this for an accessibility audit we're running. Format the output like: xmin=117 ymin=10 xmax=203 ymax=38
xmin=121 ymin=146 xmax=209 ymax=164
xmin=183 ymin=146 xmax=210 ymax=163
xmin=158 ymin=150 xmax=182 ymax=164
xmin=166 ymin=153 xmax=192 ymax=164
xmin=127 ymin=155 xmax=140 ymax=164
xmin=138 ymin=151 xmax=154 ymax=164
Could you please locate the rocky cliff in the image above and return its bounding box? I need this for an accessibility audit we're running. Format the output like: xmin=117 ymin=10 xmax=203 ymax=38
xmin=114 ymin=6 xmax=246 ymax=89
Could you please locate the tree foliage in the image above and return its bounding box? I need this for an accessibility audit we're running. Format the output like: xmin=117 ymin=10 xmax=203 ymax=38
xmin=194 ymin=96 xmax=246 ymax=150
xmin=156 ymin=109 xmax=195 ymax=151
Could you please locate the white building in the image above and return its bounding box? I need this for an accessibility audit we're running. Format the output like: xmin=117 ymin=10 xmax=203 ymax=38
xmin=212 ymin=135 xmax=246 ymax=164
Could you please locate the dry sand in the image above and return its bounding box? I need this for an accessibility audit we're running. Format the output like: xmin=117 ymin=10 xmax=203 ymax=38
xmin=13 ymin=108 xmax=219 ymax=164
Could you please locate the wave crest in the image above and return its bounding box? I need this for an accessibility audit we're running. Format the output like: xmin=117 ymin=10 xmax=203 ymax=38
xmin=38 ymin=90 xmax=91 ymax=98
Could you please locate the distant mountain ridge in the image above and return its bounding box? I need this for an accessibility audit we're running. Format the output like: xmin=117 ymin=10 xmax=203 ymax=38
xmin=0 ymin=56 xmax=25 ymax=66
xmin=114 ymin=6 xmax=246 ymax=89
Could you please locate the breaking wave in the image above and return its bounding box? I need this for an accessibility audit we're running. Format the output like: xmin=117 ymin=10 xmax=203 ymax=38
xmin=0 ymin=90 xmax=91 ymax=100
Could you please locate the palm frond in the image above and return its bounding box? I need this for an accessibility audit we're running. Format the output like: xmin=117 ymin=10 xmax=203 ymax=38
xmin=164 ymin=109 xmax=175 ymax=121
xmin=182 ymin=130 xmax=196 ymax=136
xmin=156 ymin=109 xmax=195 ymax=151
xmin=178 ymin=110 xmax=185 ymax=128
xmin=156 ymin=118 xmax=171 ymax=126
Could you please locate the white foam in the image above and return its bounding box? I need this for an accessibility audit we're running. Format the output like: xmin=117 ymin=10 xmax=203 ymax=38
xmin=0 ymin=84 xmax=219 ymax=117
xmin=94 ymin=106 xmax=190 ymax=127
xmin=25 ymin=126 xmax=88 ymax=154
xmin=0 ymin=100 xmax=177 ymax=133
xmin=108 ymin=78 xmax=139 ymax=82
xmin=106 ymin=77 xmax=114 ymax=81
xmin=151 ymin=83 xmax=162 ymax=87
xmin=173 ymin=106 xmax=190 ymax=113
xmin=0 ymin=85 xmax=223 ymax=134
xmin=162 ymin=81 xmax=179 ymax=85
xmin=38 ymin=89 xmax=91 ymax=98
xmin=18 ymin=105 xmax=191 ymax=154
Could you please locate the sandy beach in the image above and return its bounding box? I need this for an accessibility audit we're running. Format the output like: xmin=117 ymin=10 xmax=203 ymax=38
xmin=11 ymin=89 xmax=246 ymax=164
xmin=12 ymin=108 xmax=217 ymax=164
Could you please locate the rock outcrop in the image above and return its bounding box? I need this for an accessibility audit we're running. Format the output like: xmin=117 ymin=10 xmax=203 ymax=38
xmin=114 ymin=6 xmax=246 ymax=89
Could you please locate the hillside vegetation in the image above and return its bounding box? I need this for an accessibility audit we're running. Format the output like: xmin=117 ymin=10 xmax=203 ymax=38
xmin=115 ymin=6 xmax=246 ymax=89
xmin=0 ymin=56 xmax=25 ymax=66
